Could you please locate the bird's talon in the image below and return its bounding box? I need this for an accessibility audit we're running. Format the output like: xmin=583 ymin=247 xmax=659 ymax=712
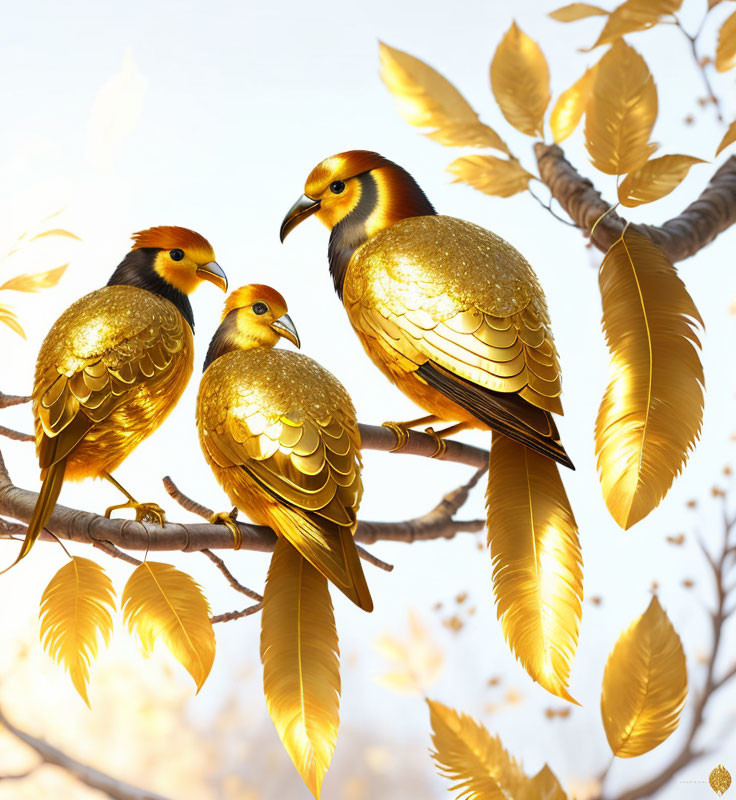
xmin=209 ymin=510 xmax=242 ymax=550
xmin=104 ymin=501 xmax=166 ymax=526
xmin=424 ymin=427 xmax=447 ymax=458
xmin=382 ymin=421 xmax=410 ymax=452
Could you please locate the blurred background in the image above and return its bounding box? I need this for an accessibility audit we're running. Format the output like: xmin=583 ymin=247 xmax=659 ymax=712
xmin=0 ymin=0 xmax=734 ymax=797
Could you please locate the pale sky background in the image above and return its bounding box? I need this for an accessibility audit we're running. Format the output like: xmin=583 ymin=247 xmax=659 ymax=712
xmin=0 ymin=1 xmax=735 ymax=798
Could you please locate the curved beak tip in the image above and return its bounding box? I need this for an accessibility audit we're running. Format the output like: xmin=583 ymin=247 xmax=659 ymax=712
xmin=197 ymin=261 xmax=228 ymax=292
xmin=280 ymin=195 xmax=321 ymax=243
xmin=271 ymin=314 xmax=301 ymax=349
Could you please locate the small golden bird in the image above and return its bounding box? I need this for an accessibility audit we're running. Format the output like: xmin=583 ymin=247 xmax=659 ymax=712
xmin=11 ymin=226 xmax=227 ymax=569
xmin=281 ymin=152 xmax=583 ymax=699
xmin=197 ymin=284 xmax=372 ymax=611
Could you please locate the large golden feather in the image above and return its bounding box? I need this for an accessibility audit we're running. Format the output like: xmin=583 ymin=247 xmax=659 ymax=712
xmin=601 ymin=595 xmax=687 ymax=757
xmin=486 ymin=434 xmax=582 ymax=702
xmin=122 ymin=561 xmax=215 ymax=693
xmin=595 ymin=229 xmax=704 ymax=529
xmin=427 ymin=699 xmax=527 ymax=800
xmin=39 ymin=556 xmax=116 ymax=706
xmin=261 ymin=538 xmax=340 ymax=799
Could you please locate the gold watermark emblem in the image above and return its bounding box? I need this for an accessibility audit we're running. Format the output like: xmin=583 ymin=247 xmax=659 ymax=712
xmin=710 ymin=765 xmax=732 ymax=796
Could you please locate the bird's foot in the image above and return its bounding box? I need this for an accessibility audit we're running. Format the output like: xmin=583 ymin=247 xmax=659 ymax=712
xmin=104 ymin=501 xmax=167 ymax=526
xmin=424 ymin=427 xmax=447 ymax=459
xmin=382 ymin=421 xmax=411 ymax=452
xmin=209 ymin=508 xmax=242 ymax=551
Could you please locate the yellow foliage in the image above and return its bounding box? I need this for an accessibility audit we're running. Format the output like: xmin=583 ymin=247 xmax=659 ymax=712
xmin=447 ymin=155 xmax=534 ymax=197
xmin=617 ymin=155 xmax=705 ymax=207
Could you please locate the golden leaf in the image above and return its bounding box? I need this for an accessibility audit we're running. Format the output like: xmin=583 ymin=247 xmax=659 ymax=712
xmin=490 ymin=22 xmax=550 ymax=137
xmin=0 ymin=304 xmax=25 ymax=338
xmin=549 ymin=3 xmax=608 ymax=21
xmin=28 ymin=228 xmax=81 ymax=242
xmin=122 ymin=561 xmax=215 ymax=692
xmin=427 ymin=699 xmax=528 ymax=799
xmin=716 ymin=10 xmax=736 ymax=72
xmin=379 ymin=42 xmax=509 ymax=153
xmin=486 ymin=435 xmax=583 ymax=702
xmin=710 ymin=765 xmax=732 ymax=796
xmin=447 ymin=156 xmax=534 ymax=198
xmin=590 ymin=0 xmax=682 ymax=48
xmin=374 ymin=610 xmax=445 ymax=694
xmin=521 ymin=764 xmax=569 ymax=800
xmin=261 ymin=539 xmax=340 ymax=799
xmin=585 ymin=40 xmax=658 ymax=174
xmin=39 ymin=557 xmax=116 ymax=706
xmin=716 ymin=119 xmax=736 ymax=156
xmin=550 ymin=66 xmax=598 ymax=143
xmin=0 ymin=264 xmax=69 ymax=293
xmin=617 ymin=155 xmax=706 ymax=206
xmin=601 ymin=595 xmax=687 ymax=757
xmin=595 ymin=230 xmax=704 ymax=529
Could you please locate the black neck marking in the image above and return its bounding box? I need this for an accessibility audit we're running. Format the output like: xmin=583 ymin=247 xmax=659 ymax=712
xmin=107 ymin=248 xmax=195 ymax=331
xmin=328 ymin=166 xmax=436 ymax=300
xmin=202 ymin=312 xmax=238 ymax=371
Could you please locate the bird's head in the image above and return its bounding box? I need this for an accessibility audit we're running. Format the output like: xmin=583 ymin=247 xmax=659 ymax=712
xmin=203 ymin=284 xmax=300 ymax=370
xmin=130 ymin=226 xmax=228 ymax=294
xmin=279 ymin=150 xmax=435 ymax=242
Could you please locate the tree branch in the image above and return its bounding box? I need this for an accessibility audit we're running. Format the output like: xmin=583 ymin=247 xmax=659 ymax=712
xmin=0 ymin=706 xmax=173 ymax=800
xmin=0 ymin=393 xmax=30 ymax=409
xmin=535 ymin=143 xmax=736 ymax=262
xmin=0 ymin=429 xmax=486 ymax=556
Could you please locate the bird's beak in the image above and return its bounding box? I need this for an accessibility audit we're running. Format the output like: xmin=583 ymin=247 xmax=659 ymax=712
xmin=280 ymin=195 xmax=321 ymax=243
xmin=196 ymin=261 xmax=228 ymax=291
xmin=271 ymin=314 xmax=301 ymax=348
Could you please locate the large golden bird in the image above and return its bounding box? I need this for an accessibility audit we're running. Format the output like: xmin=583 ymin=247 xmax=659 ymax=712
xmin=280 ymin=151 xmax=583 ymax=701
xmin=197 ymin=284 xmax=372 ymax=611
xmin=12 ymin=226 xmax=227 ymax=569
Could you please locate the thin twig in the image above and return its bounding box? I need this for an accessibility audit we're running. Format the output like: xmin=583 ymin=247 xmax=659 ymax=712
xmin=92 ymin=540 xmax=142 ymax=567
xmin=211 ymin=602 xmax=263 ymax=624
xmin=0 ymin=393 xmax=30 ymax=409
xmin=355 ymin=544 xmax=394 ymax=572
xmin=0 ymin=425 xmax=33 ymax=443
xmin=528 ymin=185 xmax=579 ymax=227
xmin=200 ymin=549 xmax=262 ymax=601
xmin=0 ymin=706 xmax=172 ymax=800
xmin=674 ymin=15 xmax=724 ymax=123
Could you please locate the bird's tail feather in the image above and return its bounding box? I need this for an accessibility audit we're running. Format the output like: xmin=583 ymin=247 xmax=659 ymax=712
xmin=485 ymin=433 xmax=583 ymax=701
xmin=2 ymin=458 xmax=66 ymax=574
xmin=275 ymin=511 xmax=373 ymax=612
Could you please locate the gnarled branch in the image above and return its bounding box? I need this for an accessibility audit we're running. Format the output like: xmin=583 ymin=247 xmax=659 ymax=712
xmin=535 ymin=143 xmax=736 ymax=262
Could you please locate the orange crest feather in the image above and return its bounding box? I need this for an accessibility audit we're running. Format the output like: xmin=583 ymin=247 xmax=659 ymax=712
xmin=131 ymin=226 xmax=214 ymax=257
xmin=222 ymin=284 xmax=288 ymax=319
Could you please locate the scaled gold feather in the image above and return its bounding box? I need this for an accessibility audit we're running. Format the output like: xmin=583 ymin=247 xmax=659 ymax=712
xmin=9 ymin=226 xmax=227 ymax=570
xmin=281 ymin=150 xmax=581 ymax=699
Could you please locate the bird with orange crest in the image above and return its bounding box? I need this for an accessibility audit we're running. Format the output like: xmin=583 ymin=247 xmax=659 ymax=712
xmin=7 ymin=226 xmax=228 ymax=571
xmin=281 ymin=151 xmax=582 ymax=701
xmin=197 ymin=284 xmax=371 ymax=798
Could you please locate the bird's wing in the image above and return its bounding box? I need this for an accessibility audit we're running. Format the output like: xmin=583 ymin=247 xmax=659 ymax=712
xmin=199 ymin=359 xmax=370 ymax=609
xmin=345 ymin=215 xmax=571 ymax=465
xmin=34 ymin=289 xmax=192 ymax=470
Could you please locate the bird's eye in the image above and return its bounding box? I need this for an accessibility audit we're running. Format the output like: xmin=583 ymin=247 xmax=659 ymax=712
xmin=169 ymin=249 xmax=184 ymax=261
xmin=329 ymin=180 xmax=345 ymax=194
xmin=252 ymin=302 xmax=268 ymax=315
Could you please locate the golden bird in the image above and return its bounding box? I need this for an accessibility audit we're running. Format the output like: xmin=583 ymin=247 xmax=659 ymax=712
xmin=11 ymin=226 xmax=228 ymax=570
xmin=280 ymin=151 xmax=583 ymax=700
xmin=196 ymin=284 xmax=372 ymax=611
